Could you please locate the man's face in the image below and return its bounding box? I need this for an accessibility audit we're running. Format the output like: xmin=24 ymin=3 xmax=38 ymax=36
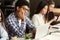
xmin=16 ymin=5 xmax=29 ymax=19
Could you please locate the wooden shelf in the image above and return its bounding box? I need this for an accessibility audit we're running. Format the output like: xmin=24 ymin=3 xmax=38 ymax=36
xmin=53 ymin=8 xmax=60 ymax=15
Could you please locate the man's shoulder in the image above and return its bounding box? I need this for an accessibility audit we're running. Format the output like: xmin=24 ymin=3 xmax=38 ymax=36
xmin=7 ymin=12 xmax=15 ymax=19
xmin=25 ymin=17 xmax=32 ymax=22
xmin=26 ymin=17 xmax=30 ymax=20
xmin=5 ymin=12 xmax=17 ymax=22
xmin=5 ymin=12 xmax=17 ymax=25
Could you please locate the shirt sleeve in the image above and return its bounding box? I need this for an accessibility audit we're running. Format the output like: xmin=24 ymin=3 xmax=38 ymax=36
xmin=26 ymin=17 xmax=36 ymax=31
xmin=0 ymin=25 xmax=8 ymax=40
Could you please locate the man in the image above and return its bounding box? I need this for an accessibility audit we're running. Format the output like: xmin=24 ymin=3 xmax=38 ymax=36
xmin=5 ymin=0 xmax=36 ymax=39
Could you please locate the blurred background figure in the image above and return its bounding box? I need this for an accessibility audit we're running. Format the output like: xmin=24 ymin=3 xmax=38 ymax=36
xmin=32 ymin=1 xmax=57 ymax=40
xmin=0 ymin=8 xmax=8 ymax=40
xmin=45 ymin=0 xmax=58 ymax=25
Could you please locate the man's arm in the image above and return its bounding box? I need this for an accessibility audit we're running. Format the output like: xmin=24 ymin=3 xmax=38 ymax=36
xmin=26 ymin=17 xmax=36 ymax=30
xmin=26 ymin=17 xmax=36 ymax=38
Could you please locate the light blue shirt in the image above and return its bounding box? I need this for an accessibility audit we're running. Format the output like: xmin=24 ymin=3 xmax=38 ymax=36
xmin=0 ymin=23 xmax=8 ymax=40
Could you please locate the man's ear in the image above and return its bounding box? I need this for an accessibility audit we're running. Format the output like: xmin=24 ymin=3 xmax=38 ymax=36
xmin=16 ymin=6 xmax=20 ymax=11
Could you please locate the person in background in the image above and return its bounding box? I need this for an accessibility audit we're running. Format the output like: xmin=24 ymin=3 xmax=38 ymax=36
xmin=5 ymin=0 xmax=36 ymax=40
xmin=48 ymin=0 xmax=55 ymax=12
xmin=40 ymin=0 xmax=60 ymax=40
xmin=46 ymin=0 xmax=58 ymax=24
xmin=46 ymin=0 xmax=60 ymax=30
xmin=0 ymin=9 xmax=9 ymax=40
xmin=32 ymin=1 xmax=57 ymax=40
